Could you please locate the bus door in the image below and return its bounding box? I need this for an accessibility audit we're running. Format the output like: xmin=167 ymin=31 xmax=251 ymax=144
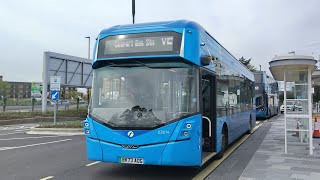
xmin=200 ymin=68 xmax=216 ymax=153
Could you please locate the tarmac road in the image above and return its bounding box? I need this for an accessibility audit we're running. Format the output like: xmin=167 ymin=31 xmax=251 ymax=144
xmin=0 ymin=118 xmax=271 ymax=180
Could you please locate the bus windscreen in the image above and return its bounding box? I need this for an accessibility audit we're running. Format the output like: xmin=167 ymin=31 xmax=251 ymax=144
xmin=97 ymin=32 xmax=182 ymax=58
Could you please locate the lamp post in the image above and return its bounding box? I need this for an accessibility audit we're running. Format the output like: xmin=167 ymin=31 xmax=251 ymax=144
xmin=288 ymin=51 xmax=295 ymax=56
xmin=85 ymin=36 xmax=90 ymax=60
xmin=132 ymin=0 xmax=135 ymax=24
xmin=85 ymin=36 xmax=90 ymax=105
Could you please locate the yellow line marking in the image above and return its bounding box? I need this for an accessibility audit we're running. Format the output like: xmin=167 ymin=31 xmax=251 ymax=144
xmin=85 ymin=161 xmax=101 ymax=167
xmin=193 ymin=122 xmax=264 ymax=180
xmin=40 ymin=176 xmax=54 ymax=180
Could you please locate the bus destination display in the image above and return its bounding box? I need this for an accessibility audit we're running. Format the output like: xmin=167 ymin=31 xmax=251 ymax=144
xmin=97 ymin=32 xmax=182 ymax=58
xmin=104 ymin=36 xmax=174 ymax=55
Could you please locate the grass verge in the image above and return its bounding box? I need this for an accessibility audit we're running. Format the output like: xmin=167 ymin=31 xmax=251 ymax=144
xmin=37 ymin=121 xmax=83 ymax=128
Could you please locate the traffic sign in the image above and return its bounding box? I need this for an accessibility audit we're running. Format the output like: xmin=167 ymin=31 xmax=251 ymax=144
xmin=31 ymin=82 xmax=42 ymax=97
xmin=50 ymin=90 xmax=60 ymax=101
xmin=50 ymin=76 xmax=61 ymax=91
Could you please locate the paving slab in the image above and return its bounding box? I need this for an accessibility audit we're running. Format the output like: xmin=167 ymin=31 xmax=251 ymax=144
xmin=239 ymin=115 xmax=320 ymax=180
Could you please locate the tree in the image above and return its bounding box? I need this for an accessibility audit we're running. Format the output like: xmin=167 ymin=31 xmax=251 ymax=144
xmin=239 ymin=56 xmax=257 ymax=72
xmin=65 ymin=90 xmax=81 ymax=100
xmin=0 ymin=81 xmax=10 ymax=99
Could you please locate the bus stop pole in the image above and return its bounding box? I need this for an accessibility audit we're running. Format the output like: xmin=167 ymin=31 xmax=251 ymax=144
xmin=132 ymin=0 xmax=135 ymax=24
xmin=54 ymin=101 xmax=57 ymax=124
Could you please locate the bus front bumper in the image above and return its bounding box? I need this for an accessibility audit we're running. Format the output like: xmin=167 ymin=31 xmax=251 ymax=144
xmin=85 ymin=136 xmax=201 ymax=167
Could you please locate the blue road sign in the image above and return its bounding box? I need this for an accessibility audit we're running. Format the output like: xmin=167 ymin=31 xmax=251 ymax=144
xmin=50 ymin=90 xmax=60 ymax=101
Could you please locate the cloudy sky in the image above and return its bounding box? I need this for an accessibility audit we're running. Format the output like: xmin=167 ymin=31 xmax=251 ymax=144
xmin=0 ymin=0 xmax=319 ymax=82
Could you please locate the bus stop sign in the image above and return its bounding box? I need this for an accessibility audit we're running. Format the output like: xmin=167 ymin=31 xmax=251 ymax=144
xmin=50 ymin=76 xmax=61 ymax=91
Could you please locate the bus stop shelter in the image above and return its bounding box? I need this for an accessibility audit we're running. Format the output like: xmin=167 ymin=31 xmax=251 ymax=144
xmin=269 ymin=55 xmax=317 ymax=155
xmin=312 ymin=70 xmax=320 ymax=112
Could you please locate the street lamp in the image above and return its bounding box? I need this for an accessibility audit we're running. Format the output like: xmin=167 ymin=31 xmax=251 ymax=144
xmin=132 ymin=0 xmax=135 ymax=24
xmin=85 ymin=36 xmax=90 ymax=60
xmin=288 ymin=51 xmax=295 ymax=56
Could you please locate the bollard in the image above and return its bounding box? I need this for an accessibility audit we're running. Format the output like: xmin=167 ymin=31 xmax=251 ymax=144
xmin=2 ymin=97 xmax=6 ymax=112
xmin=77 ymin=97 xmax=79 ymax=110
xmin=32 ymin=98 xmax=36 ymax=112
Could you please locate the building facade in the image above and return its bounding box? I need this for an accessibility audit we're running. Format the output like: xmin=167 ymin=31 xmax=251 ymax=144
xmin=7 ymin=81 xmax=32 ymax=99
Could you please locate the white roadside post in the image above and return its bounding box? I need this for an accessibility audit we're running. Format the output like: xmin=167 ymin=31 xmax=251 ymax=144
xmin=284 ymin=69 xmax=287 ymax=154
xmin=42 ymin=52 xmax=49 ymax=113
xmin=308 ymin=66 xmax=313 ymax=155
xmin=50 ymin=76 xmax=61 ymax=125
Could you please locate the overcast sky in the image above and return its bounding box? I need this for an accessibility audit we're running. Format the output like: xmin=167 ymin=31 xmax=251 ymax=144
xmin=0 ymin=0 xmax=319 ymax=82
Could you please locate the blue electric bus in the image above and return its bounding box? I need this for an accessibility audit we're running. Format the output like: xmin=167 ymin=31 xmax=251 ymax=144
xmin=83 ymin=20 xmax=256 ymax=167
xmin=254 ymin=71 xmax=279 ymax=119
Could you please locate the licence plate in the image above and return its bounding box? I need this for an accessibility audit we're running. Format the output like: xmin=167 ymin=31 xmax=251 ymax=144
xmin=120 ymin=157 xmax=144 ymax=164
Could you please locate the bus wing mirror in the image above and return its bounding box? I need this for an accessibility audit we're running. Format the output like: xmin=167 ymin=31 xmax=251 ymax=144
xmin=201 ymin=55 xmax=211 ymax=65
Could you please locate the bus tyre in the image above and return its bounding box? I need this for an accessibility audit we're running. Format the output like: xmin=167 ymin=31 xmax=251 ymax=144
xmin=217 ymin=127 xmax=227 ymax=159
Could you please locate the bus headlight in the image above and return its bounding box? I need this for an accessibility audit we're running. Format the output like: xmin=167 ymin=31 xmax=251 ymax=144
xmin=85 ymin=129 xmax=90 ymax=134
xmin=84 ymin=122 xmax=89 ymax=127
xmin=186 ymin=123 xmax=191 ymax=129
xmin=183 ymin=131 xmax=188 ymax=137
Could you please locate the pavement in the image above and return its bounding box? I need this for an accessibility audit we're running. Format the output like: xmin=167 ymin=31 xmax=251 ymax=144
xmin=205 ymin=119 xmax=272 ymax=180
xmin=239 ymin=116 xmax=320 ymax=180
xmin=0 ymin=115 xmax=320 ymax=180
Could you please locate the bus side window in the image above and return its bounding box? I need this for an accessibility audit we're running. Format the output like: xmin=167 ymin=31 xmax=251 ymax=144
xmin=216 ymin=79 xmax=228 ymax=117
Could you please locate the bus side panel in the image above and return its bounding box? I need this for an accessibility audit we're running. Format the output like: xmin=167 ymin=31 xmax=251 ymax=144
xmin=162 ymin=114 xmax=202 ymax=166
xmin=215 ymin=116 xmax=227 ymax=153
xmin=240 ymin=111 xmax=254 ymax=134
xmin=251 ymin=109 xmax=257 ymax=126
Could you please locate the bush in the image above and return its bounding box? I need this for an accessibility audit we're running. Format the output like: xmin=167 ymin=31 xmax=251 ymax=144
xmin=0 ymin=98 xmax=42 ymax=106
xmin=0 ymin=108 xmax=87 ymax=120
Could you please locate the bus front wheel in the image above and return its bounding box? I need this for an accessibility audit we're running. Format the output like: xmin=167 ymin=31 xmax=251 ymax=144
xmin=217 ymin=126 xmax=227 ymax=159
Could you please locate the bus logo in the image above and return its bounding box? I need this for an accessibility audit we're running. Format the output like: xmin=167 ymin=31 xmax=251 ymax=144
xmin=127 ymin=131 xmax=134 ymax=138
xmin=122 ymin=144 xmax=139 ymax=149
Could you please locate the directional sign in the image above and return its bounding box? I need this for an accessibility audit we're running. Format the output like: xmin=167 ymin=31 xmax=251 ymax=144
xmin=50 ymin=76 xmax=61 ymax=91
xmin=31 ymin=82 xmax=42 ymax=97
xmin=50 ymin=90 xmax=60 ymax=101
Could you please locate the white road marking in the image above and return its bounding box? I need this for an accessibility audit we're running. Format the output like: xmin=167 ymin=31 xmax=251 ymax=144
xmin=40 ymin=176 xmax=54 ymax=180
xmin=0 ymin=139 xmax=72 ymax=151
xmin=0 ymin=136 xmax=59 ymax=141
xmin=14 ymin=130 xmax=27 ymax=132
xmin=85 ymin=161 xmax=101 ymax=167
xmin=0 ymin=126 xmax=33 ymax=131
xmin=0 ymin=132 xmax=25 ymax=136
